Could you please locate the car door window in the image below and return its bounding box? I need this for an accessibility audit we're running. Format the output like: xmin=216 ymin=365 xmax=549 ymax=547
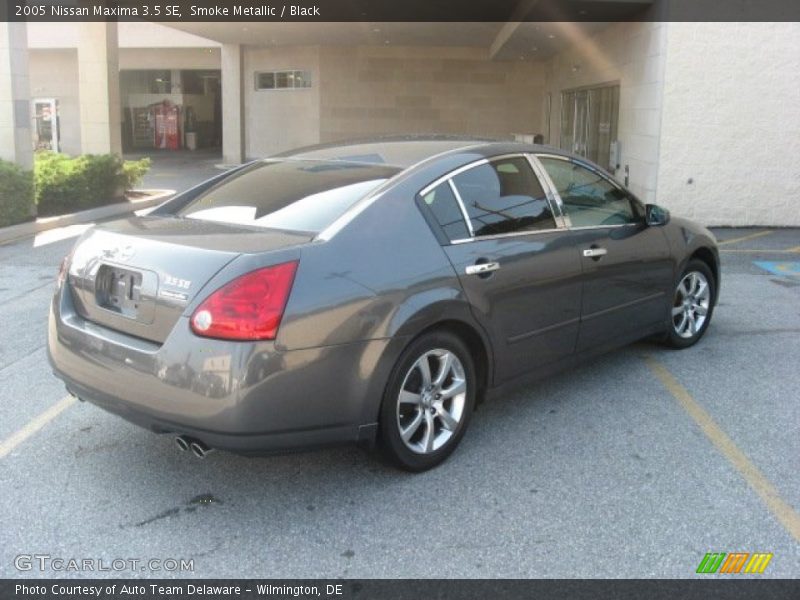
xmin=539 ymin=157 xmax=638 ymax=227
xmin=420 ymin=182 xmax=471 ymax=241
xmin=451 ymin=157 xmax=557 ymax=237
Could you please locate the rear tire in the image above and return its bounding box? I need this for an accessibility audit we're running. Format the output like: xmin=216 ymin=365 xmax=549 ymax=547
xmin=379 ymin=331 xmax=476 ymax=472
xmin=664 ymin=259 xmax=716 ymax=349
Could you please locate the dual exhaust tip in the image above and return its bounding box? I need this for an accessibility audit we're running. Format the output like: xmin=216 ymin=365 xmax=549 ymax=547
xmin=175 ymin=435 xmax=213 ymax=459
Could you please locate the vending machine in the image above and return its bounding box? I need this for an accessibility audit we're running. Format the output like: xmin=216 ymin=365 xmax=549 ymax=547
xmin=153 ymin=101 xmax=181 ymax=150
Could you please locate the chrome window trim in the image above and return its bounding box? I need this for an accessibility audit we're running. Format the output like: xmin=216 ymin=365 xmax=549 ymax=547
xmin=535 ymin=152 xmax=631 ymax=197
xmin=418 ymin=152 xmax=538 ymax=198
xmin=525 ymin=153 xmax=570 ymax=229
xmin=316 ymin=143 xmax=487 ymax=242
xmin=421 ymin=153 xmax=566 ymax=246
xmin=447 ymin=178 xmax=475 ymax=238
xmin=418 ymin=158 xmax=490 ymax=197
xmin=568 ymin=223 xmax=634 ymax=231
xmin=534 ymin=152 xmax=641 ymax=231
xmin=449 ymin=226 xmax=565 ymax=245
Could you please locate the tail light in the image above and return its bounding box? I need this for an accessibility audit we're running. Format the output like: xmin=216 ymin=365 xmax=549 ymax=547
xmin=190 ymin=261 xmax=298 ymax=341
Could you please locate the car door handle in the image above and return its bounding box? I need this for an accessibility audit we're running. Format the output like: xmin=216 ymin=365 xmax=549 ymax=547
xmin=583 ymin=247 xmax=608 ymax=258
xmin=465 ymin=262 xmax=500 ymax=276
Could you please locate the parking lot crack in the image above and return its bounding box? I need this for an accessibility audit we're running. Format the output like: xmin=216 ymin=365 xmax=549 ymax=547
xmin=132 ymin=493 xmax=223 ymax=528
xmin=134 ymin=507 xmax=181 ymax=527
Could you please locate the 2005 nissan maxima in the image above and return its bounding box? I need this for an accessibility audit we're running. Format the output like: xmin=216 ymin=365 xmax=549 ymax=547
xmin=48 ymin=138 xmax=720 ymax=471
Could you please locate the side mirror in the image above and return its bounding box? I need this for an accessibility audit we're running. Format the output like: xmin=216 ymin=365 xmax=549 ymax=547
xmin=645 ymin=204 xmax=670 ymax=227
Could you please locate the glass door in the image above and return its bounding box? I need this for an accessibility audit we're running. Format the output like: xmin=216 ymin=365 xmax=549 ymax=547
xmin=32 ymin=98 xmax=60 ymax=152
xmin=560 ymin=84 xmax=619 ymax=173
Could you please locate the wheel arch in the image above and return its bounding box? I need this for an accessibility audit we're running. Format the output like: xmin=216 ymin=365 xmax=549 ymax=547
xmin=410 ymin=318 xmax=492 ymax=404
xmin=360 ymin=303 xmax=495 ymax=427
xmin=689 ymin=246 xmax=720 ymax=303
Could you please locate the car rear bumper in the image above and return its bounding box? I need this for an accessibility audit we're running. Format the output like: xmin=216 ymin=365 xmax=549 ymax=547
xmin=48 ymin=286 xmax=390 ymax=455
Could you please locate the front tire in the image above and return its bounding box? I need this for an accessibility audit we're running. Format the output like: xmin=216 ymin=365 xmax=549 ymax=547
xmin=379 ymin=331 xmax=476 ymax=472
xmin=664 ymin=259 xmax=716 ymax=348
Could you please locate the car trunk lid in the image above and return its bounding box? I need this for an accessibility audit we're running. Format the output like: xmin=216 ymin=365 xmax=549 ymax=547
xmin=67 ymin=216 xmax=313 ymax=344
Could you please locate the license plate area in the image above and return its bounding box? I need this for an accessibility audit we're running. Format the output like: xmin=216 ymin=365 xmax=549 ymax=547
xmin=95 ymin=264 xmax=156 ymax=322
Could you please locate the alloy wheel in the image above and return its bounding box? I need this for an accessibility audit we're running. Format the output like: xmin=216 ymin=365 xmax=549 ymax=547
xmin=672 ymin=271 xmax=711 ymax=339
xmin=396 ymin=349 xmax=467 ymax=454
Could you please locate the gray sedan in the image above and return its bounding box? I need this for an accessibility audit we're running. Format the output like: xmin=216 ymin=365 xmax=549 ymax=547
xmin=48 ymin=138 xmax=719 ymax=471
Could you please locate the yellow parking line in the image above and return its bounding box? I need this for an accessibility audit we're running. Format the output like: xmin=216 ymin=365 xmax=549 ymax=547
xmin=0 ymin=395 xmax=77 ymax=459
xmin=717 ymin=230 xmax=773 ymax=246
xmin=720 ymin=248 xmax=800 ymax=254
xmin=644 ymin=357 xmax=800 ymax=543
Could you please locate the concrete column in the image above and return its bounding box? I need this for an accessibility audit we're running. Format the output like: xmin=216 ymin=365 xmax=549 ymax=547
xmin=77 ymin=23 xmax=121 ymax=155
xmin=0 ymin=22 xmax=33 ymax=170
xmin=170 ymin=69 xmax=182 ymax=94
xmin=221 ymin=43 xmax=245 ymax=164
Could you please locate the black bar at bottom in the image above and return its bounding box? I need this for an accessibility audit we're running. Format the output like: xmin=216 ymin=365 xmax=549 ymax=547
xmin=1 ymin=579 xmax=799 ymax=600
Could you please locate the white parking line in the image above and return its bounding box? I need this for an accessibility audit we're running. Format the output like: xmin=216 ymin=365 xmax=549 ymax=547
xmin=0 ymin=395 xmax=77 ymax=459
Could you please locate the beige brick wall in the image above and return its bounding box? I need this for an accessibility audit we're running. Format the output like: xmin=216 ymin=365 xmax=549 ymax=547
xmin=318 ymin=46 xmax=545 ymax=144
xmin=118 ymin=47 xmax=220 ymax=71
xmin=28 ymin=49 xmax=82 ymax=156
xmin=244 ymin=45 xmax=321 ymax=158
xmin=543 ymin=22 xmax=668 ymax=204
xmin=656 ymin=22 xmax=800 ymax=226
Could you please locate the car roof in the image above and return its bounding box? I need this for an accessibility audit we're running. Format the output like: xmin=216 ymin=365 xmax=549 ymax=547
xmin=272 ymin=135 xmax=576 ymax=170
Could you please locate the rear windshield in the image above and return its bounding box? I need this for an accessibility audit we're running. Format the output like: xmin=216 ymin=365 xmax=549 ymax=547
xmin=175 ymin=160 xmax=401 ymax=233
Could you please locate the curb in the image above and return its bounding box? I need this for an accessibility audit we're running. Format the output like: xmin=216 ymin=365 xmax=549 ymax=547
xmin=0 ymin=189 xmax=175 ymax=245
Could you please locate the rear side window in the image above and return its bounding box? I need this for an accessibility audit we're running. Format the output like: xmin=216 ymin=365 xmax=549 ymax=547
xmin=451 ymin=157 xmax=556 ymax=237
xmin=175 ymin=160 xmax=400 ymax=233
xmin=421 ymin=182 xmax=470 ymax=242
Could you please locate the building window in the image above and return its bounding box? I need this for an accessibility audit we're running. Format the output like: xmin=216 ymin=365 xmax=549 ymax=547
xmin=255 ymin=70 xmax=312 ymax=90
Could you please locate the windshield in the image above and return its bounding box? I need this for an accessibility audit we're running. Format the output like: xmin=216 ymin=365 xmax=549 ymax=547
xmin=175 ymin=160 xmax=401 ymax=233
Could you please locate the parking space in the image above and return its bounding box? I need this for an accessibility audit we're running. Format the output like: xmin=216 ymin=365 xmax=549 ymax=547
xmin=0 ymin=226 xmax=797 ymax=578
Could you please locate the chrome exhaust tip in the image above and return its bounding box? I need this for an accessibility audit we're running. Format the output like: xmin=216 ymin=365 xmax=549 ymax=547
xmin=175 ymin=435 xmax=190 ymax=452
xmin=189 ymin=440 xmax=213 ymax=459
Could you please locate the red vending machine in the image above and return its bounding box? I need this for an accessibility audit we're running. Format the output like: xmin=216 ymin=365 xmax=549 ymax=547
xmin=153 ymin=101 xmax=181 ymax=150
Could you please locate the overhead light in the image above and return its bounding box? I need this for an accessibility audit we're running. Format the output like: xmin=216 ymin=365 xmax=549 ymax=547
xmin=384 ymin=39 xmax=390 ymax=44
xmin=372 ymin=27 xmax=381 ymax=33
xmin=531 ymin=46 xmax=538 ymax=51
xmin=548 ymin=34 xmax=555 ymax=39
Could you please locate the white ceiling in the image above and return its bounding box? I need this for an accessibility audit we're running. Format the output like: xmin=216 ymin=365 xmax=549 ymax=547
xmin=165 ymin=21 xmax=611 ymax=61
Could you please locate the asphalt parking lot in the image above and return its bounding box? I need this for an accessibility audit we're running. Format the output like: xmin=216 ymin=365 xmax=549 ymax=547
xmin=0 ymin=189 xmax=798 ymax=577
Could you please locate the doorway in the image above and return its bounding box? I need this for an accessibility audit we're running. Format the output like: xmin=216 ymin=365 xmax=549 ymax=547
xmin=119 ymin=69 xmax=221 ymax=153
xmin=560 ymin=84 xmax=620 ymax=173
xmin=32 ymin=98 xmax=60 ymax=152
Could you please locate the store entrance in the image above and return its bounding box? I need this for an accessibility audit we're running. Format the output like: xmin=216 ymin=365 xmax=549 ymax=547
xmin=120 ymin=69 xmax=222 ymax=153
xmin=560 ymin=84 xmax=620 ymax=174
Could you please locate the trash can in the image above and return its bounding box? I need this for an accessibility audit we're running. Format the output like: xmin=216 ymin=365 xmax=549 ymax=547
xmin=186 ymin=132 xmax=198 ymax=151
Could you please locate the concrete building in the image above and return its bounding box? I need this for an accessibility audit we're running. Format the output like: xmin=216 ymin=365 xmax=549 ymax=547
xmin=5 ymin=16 xmax=800 ymax=226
